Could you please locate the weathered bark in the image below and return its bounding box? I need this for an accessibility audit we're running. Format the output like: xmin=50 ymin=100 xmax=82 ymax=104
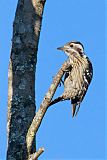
xmin=7 ymin=0 xmax=46 ymax=159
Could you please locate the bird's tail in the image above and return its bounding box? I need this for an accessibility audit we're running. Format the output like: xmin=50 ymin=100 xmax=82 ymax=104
xmin=72 ymin=102 xmax=81 ymax=117
xmin=72 ymin=103 xmax=77 ymax=117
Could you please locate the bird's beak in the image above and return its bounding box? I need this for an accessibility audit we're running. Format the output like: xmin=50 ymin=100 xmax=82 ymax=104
xmin=57 ymin=46 xmax=64 ymax=51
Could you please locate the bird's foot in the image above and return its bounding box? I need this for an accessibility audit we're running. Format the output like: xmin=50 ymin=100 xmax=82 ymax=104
xmin=59 ymin=79 xmax=64 ymax=87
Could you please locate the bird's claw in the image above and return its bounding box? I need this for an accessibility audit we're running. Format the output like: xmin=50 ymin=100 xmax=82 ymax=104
xmin=59 ymin=79 xmax=64 ymax=87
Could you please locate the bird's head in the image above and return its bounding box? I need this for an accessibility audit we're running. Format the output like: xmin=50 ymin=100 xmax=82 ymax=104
xmin=57 ymin=41 xmax=84 ymax=58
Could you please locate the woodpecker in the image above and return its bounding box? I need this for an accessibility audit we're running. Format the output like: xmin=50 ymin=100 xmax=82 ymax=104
xmin=50 ymin=41 xmax=93 ymax=117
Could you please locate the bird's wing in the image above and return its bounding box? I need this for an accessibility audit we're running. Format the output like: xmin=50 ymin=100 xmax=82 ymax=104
xmin=85 ymin=57 xmax=93 ymax=85
xmin=80 ymin=60 xmax=93 ymax=102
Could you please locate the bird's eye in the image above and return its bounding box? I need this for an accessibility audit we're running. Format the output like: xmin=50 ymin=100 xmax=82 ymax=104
xmin=70 ymin=44 xmax=73 ymax=47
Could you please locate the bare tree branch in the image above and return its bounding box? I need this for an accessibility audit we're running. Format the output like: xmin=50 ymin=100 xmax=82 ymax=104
xmin=26 ymin=59 xmax=71 ymax=155
xmin=29 ymin=147 xmax=44 ymax=160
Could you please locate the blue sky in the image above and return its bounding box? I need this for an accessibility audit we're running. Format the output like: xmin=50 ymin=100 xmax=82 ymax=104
xmin=0 ymin=0 xmax=106 ymax=159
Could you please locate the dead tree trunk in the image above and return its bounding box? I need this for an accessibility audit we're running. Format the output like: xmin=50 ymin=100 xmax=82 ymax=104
xmin=7 ymin=0 xmax=46 ymax=159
